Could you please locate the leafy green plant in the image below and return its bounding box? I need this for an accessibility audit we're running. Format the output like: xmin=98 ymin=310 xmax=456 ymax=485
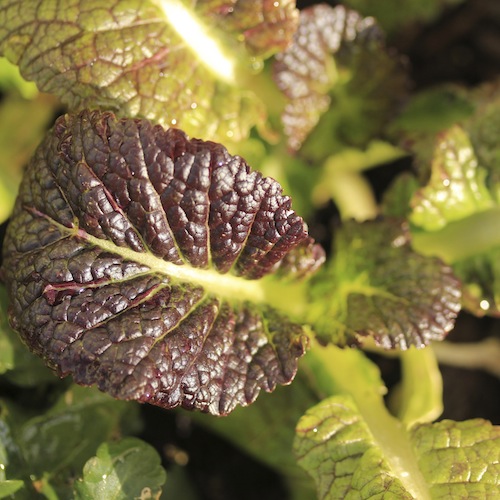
xmin=0 ymin=0 xmax=499 ymax=498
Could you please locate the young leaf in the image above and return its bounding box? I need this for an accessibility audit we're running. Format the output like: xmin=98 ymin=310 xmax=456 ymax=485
xmin=410 ymin=126 xmax=495 ymax=232
xmin=75 ymin=437 xmax=166 ymax=500
xmin=295 ymin=396 xmax=500 ymax=499
xmin=0 ymin=0 xmax=298 ymax=143
xmin=308 ymin=219 xmax=461 ymax=349
xmin=407 ymin=116 xmax=500 ymax=315
xmin=273 ymin=4 xmax=408 ymax=157
xmin=1 ymin=110 xmax=321 ymax=416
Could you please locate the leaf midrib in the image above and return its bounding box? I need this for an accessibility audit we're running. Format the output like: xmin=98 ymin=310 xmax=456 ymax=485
xmin=75 ymin=227 xmax=267 ymax=303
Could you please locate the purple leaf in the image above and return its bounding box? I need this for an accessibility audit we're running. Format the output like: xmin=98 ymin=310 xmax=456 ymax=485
xmin=2 ymin=110 xmax=322 ymax=415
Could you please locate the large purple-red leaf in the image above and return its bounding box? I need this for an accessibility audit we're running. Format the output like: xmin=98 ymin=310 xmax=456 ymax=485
xmin=1 ymin=110 xmax=322 ymax=415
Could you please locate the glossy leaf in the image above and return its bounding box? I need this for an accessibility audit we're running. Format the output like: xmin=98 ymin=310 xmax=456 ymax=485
xmin=295 ymin=396 xmax=500 ymax=499
xmin=406 ymin=107 xmax=500 ymax=315
xmin=309 ymin=219 xmax=461 ymax=349
xmin=0 ymin=0 xmax=298 ymax=143
xmin=410 ymin=126 xmax=495 ymax=232
xmin=75 ymin=437 xmax=166 ymax=500
xmin=2 ymin=110 xmax=321 ymax=416
xmin=273 ymin=4 xmax=408 ymax=156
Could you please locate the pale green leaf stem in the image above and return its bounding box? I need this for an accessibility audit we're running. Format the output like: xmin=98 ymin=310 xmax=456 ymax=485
xmin=303 ymin=343 xmax=432 ymax=499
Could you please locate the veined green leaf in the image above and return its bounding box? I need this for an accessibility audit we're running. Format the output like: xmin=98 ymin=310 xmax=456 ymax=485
xmin=295 ymin=347 xmax=500 ymax=499
xmin=295 ymin=397 xmax=500 ymax=499
xmin=308 ymin=219 xmax=461 ymax=349
xmin=0 ymin=0 xmax=298 ymax=143
xmin=75 ymin=437 xmax=166 ymax=500
xmin=410 ymin=126 xmax=495 ymax=232
xmin=15 ymin=386 xmax=140 ymax=479
xmin=1 ymin=110 xmax=323 ymax=416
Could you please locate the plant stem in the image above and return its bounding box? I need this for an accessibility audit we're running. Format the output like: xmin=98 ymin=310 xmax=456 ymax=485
xmin=432 ymin=337 xmax=500 ymax=378
xmin=390 ymin=346 xmax=443 ymax=426
xmin=305 ymin=342 xmax=431 ymax=499
xmin=411 ymin=207 xmax=500 ymax=262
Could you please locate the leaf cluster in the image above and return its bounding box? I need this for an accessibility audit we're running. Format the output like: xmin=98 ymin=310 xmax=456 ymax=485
xmin=0 ymin=0 xmax=498 ymax=498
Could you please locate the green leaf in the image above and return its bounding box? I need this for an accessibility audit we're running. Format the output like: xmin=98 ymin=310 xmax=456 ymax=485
xmin=14 ymin=385 xmax=139 ymax=480
xmin=2 ymin=110 xmax=323 ymax=415
xmin=0 ymin=480 xmax=24 ymax=498
xmin=410 ymin=126 xmax=495 ymax=232
xmin=0 ymin=93 xmax=56 ymax=224
xmin=466 ymin=80 xmax=500 ymax=199
xmin=273 ymin=4 xmax=408 ymax=158
xmin=0 ymin=57 xmax=38 ymax=98
xmin=308 ymin=219 xmax=461 ymax=349
xmin=294 ymin=346 xmax=500 ymax=499
xmin=0 ymin=0 xmax=298 ymax=143
xmin=406 ymin=109 xmax=500 ymax=315
xmin=411 ymin=419 xmax=500 ymax=498
xmin=75 ymin=437 xmax=166 ymax=500
xmin=452 ymin=248 xmax=500 ymax=316
xmin=381 ymin=172 xmax=421 ymax=219
xmin=295 ymin=396 xmax=500 ymax=499
xmin=392 ymin=86 xmax=474 ymax=136
xmin=295 ymin=395 xmax=415 ymax=499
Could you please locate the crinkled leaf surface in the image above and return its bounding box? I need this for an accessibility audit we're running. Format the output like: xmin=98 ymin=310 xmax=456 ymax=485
xmin=75 ymin=437 xmax=166 ymax=500
xmin=308 ymin=219 xmax=461 ymax=349
xmin=408 ymin=117 xmax=500 ymax=315
xmin=0 ymin=0 xmax=298 ymax=143
xmin=295 ymin=395 xmax=500 ymax=499
xmin=410 ymin=126 xmax=495 ymax=232
xmin=1 ymin=110 xmax=320 ymax=416
xmin=0 ymin=285 xmax=55 ymax=386
xmin=273 ymin=4 xmax=408 ymax=156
